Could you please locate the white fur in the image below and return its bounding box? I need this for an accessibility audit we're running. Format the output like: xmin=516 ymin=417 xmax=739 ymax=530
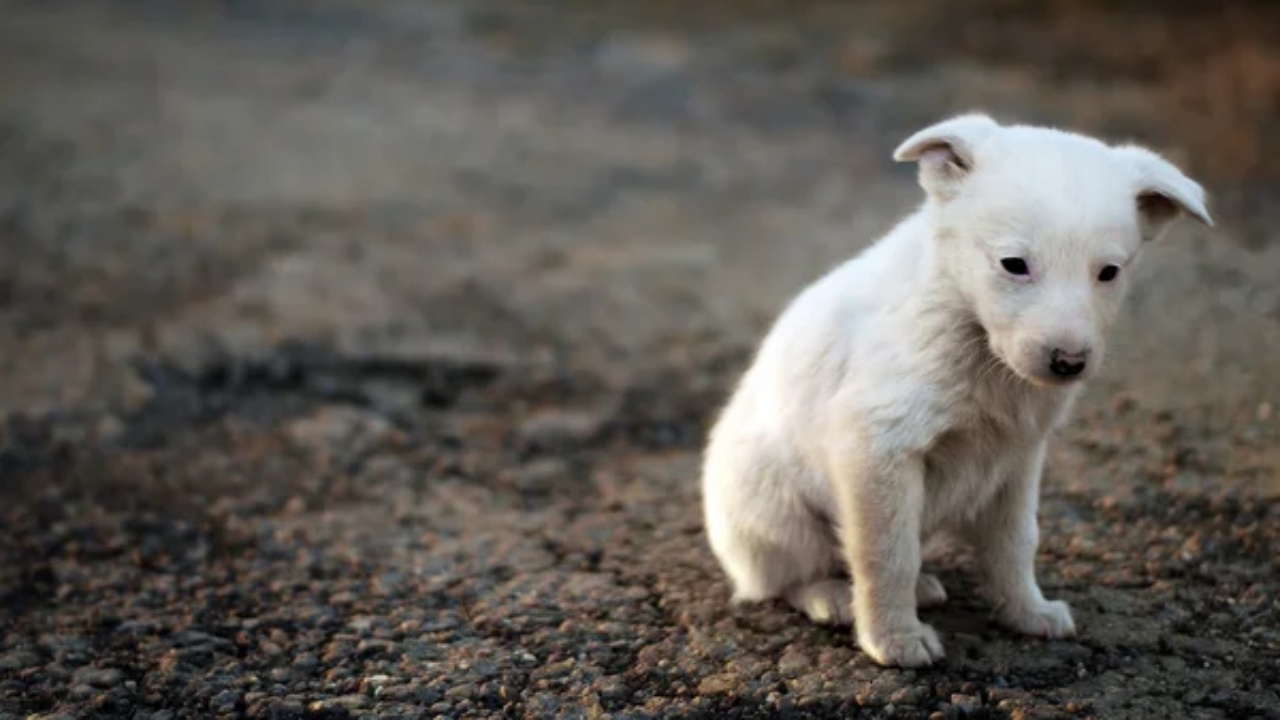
xmin=701 ymin=113 xmax=1211 ymax=667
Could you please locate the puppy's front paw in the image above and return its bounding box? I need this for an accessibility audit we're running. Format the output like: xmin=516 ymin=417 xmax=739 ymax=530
xmin=999 ymin=599 xmax=1076 ymax=639
xmin=859 ymin=621 xmax=945 ymax=668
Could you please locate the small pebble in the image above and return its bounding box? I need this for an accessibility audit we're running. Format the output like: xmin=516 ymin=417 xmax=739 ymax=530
xmin=74 ymin=667 xmax=123 ymax=688
xmin=951 ymin=693 xmax=981 ymax=715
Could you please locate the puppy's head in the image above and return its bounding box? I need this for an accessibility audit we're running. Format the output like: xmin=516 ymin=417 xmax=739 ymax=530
xmin=894 ymin=114 xmax=1212 ymax=387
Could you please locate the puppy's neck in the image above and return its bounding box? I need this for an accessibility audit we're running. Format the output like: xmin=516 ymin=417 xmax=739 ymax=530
xmin=896 ymin=209 xmax=975 ymax=329
xmin=897 ymin=209 xmax=1043 ymax=394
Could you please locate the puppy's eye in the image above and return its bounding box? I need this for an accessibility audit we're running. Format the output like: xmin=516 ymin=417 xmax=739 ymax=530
xmin=1098 ymin=265 xmax=1120 ymax=282
xmin=1000 ymin=258 xmax=1030 ymax=276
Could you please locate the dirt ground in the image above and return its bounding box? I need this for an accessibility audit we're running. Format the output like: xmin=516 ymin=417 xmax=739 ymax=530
xmin=1 ymin=1 xmax=1278 ymax=718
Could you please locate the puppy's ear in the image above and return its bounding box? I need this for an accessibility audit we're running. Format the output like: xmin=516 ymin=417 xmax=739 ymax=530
xmin=1113 ymin=145 xmax=1213 ymax=241
xmin=893 ymin=113 xmax=1000 ymax=200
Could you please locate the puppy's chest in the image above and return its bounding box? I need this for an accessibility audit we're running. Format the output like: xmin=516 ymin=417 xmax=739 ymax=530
xmin=921 ymin=399 xmax=1051 ymax=525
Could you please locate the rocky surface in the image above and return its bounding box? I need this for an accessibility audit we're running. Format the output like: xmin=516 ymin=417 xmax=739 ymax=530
xmin=1 ymin=1 xmax=1278 ymax=718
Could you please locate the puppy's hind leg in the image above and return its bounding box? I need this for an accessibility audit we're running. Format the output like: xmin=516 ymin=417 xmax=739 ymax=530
xmin=717 ymin=533 xmax=807 ymax=604
xmin=916 ymin=573 xmax=948 ymax=608
xmin=713 ymin=516 xmax=839 ymax=608
xmin=786 ymin=578 xmax=853 ymax=625
xmin=786 ymin=573 xmax=945 ymax=626
xmin=704 ymin=433 xmax=844 ymax=617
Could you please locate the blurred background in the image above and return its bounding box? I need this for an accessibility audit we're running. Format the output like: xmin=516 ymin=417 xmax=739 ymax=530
xmin=1 ymin=1 xmax=1277 ymax=717
xmin=3 ymin=0 xmax=1278 ymax=435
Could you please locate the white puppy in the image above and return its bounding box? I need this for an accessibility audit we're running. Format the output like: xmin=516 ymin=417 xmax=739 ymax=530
xmin=700 ymin=113 xmax=1211 ymax=668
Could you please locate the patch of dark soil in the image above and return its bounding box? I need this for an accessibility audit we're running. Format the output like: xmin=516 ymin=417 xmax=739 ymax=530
xmin=121 ymin=342 xmax=510 ymax=448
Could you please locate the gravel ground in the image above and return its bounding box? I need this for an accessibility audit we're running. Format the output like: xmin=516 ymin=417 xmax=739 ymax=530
xmin=1 ymin=1 xmax=1278 ymax=718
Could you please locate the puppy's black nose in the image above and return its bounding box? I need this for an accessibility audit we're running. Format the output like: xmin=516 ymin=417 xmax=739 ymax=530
xmin=1049 ymin=348 xmax=1087 ymax=378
